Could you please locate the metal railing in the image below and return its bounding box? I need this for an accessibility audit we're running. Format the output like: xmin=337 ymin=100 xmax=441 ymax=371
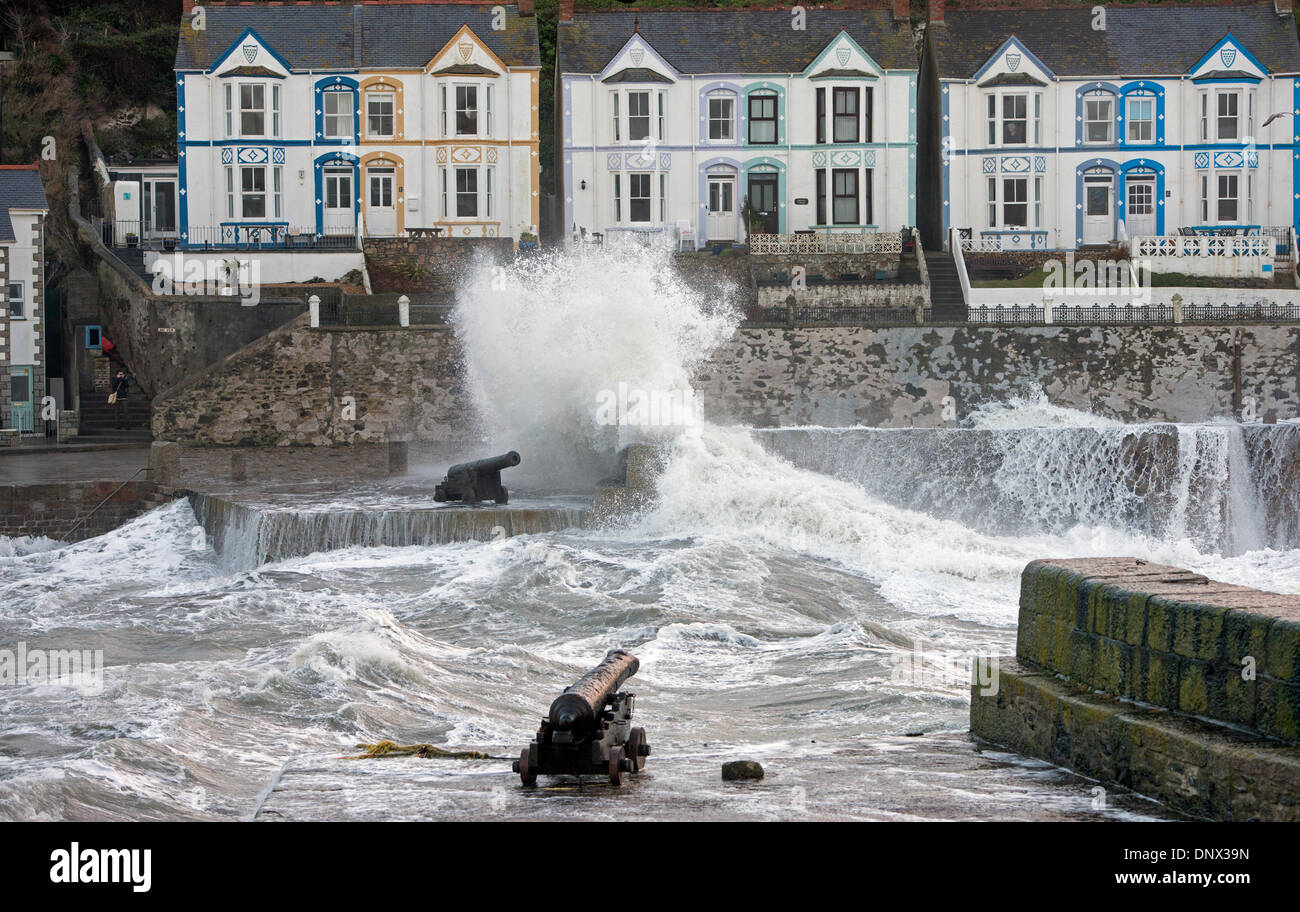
xmin=744 ymin=305 xmax=932 ymax=326
xmin=969 ymin=303 xmax=1300 ymax=325
xmin=316 ymin=291 xmax=451 ymax=327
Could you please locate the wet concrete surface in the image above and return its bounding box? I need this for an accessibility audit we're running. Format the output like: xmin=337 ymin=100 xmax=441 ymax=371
xmin=254 ymin=731 xmax=1183 ymax=822
xmin=0 ymin=446 xmax=150 ymax=483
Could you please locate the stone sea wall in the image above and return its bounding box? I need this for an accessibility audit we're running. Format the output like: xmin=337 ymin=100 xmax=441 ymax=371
xmin=971 ymin=558 xmax=1300 ymax=820
xmin=697 ymin=324 xmax=1300 ymax=427
xmin=151 ymin=317 xmax=1300 ymax=446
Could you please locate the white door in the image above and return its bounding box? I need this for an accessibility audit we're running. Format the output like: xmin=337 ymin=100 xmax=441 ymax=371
xmin=1126 ymin=178 xmax=1156 ymax=238
xmin=707 ymin=176 xmax=736 ymax=242
xmin=323 ymin=168 xmax=355 ymax=235
xmin=366 ymin=167 xmax=397 ymax=237
xmin=1083 ymin=177 xmax=1113 ymax=245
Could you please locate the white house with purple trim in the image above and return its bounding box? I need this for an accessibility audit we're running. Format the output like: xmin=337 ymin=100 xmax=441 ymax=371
xmin=556 ymin=7 xmax=920 ymax=248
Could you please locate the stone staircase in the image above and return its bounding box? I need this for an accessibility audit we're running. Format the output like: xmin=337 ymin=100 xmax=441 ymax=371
xmin=76 ymin=388 xmax=152 ymax=444
xmin=112 ymin=246 xmax=155 ymax=287
xmin=924 ymin=249 xmax=968 ymax=321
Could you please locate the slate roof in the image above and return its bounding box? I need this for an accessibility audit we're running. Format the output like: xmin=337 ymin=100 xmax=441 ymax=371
xmin=932 ymin=2 xmax=1300 ymax=78
xmin=175 ymin=2 xmax=540 ymax=72
xmin=558 ymin=9 xmax=919 ymax=75
xmin=0 ymin=167 xmax=49 ymax=245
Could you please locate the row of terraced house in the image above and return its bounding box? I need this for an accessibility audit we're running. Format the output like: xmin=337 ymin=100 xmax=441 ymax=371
xmin=89 ymin=0 xmax=1299 ymax=265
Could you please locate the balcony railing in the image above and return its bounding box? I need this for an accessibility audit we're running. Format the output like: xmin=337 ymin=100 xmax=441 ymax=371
xmin=98 ymin=219 xmax=360 ymax=251
xmin=1131 ymin=234 xmax=1274 ymax=259
xmin=748 ymin=231 xmax=902 ymax=256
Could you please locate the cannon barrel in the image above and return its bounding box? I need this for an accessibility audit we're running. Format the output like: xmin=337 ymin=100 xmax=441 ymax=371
xmin=548 ymin=649 xmax=640 ymax=732
xmin=445 ymin=451 xmax=521 ymax=478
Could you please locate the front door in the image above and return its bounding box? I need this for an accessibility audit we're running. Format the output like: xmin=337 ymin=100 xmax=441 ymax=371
xmin=9 ymin=366 xmax=33 ymax=432
xmin=366 ymin=167 xmax=397 ymax=237
xmin=323 ymin=168 xmax=355 ymax=235
xmin=143 ymin=179 xmax=177 ymax=241
xmin=747 ymin=173 xmax=779 ymax=235
xmin=1126 ymin=178 xmax=1156 ymax=238
xmin=1083 ymin=176 xmax=1114 ymax=245
xmin=707 ymin=176 xmax=736 ymax=241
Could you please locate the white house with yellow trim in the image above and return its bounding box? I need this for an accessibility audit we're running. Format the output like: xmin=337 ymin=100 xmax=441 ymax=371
xmin=172 ymin=0 xmax=540 ymax=255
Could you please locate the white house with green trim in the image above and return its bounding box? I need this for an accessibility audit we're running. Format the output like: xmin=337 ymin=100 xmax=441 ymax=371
xmin=556 ymin=7 xmax=920 ymax=247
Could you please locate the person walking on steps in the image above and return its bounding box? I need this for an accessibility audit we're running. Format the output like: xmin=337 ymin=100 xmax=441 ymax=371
xmin=110 ymin=370 xmax=130 ymax=429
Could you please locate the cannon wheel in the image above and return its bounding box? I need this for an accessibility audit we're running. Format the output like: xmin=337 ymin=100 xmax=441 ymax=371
xmin=626 ymin=727 xmax=646 ymax=773
xmin=519 ymin=747 xmax=537 ymax=786
xmin=608 ymin=746 xmax=625 ymax=786
xmin=496 ymin=486 xmax=509 ymax=505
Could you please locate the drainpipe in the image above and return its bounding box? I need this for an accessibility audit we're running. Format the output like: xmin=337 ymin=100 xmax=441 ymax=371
xmin=506 ymin=70 xmax=513 ymax=241
xmin=590 ymin=73 xmax=598 ymax=238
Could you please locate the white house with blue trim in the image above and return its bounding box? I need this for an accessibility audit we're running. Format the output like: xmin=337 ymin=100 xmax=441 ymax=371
xmin=929 ymin=1 xmax=1300 ymax=254
xmin=556 ymin=6 xmax=920 ymax=247
xmin=170 ymin=1 xmax=540 ymax=270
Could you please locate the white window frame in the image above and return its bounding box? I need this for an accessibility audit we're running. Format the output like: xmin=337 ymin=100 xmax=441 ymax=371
xmin=239 ymin=83 xmax=267 ymax=138
xmin=1083 ymin=91 xmax=1113 ymax=144
xmin=225 ymin=166 xmax=235 ymax=218
xmin=455 ymin=166 xmax=478 ymax=218
xmin=455 ymin=84 xmax=479 ymax=137
xmin=323 ymin=89 xmax=354 ymax=139
xmin=441 ymin=85 xmax=449 ymax=137
xmin=1216 ymin=171 xmax=1240 ymax=222
xmin=707 ymin=94 xmax=735 ymax=141
xmin=627 ymin=91 xmax=651 ymax=143
xmin=1216 ymin=90 xmax=1240 ymax=141
xmin=8 ymin=281 xmax=24 ymax=319
xmin=367 ymin=92 xmax=396 ymax=139
xmin=224 ymin=84 xmax=233 ymax=137
xmin=240 ymin=165 xmax=267 ymax=219
xmin=628 ymin=171 xmax=652 ymax=223
xmin=986 ymin=90 xmax=1039 ymax=147
xmin=987 ymin=174 xmax=1039 ymax=229
xmin=1125 ymin=94 xmax=1154 ymax=143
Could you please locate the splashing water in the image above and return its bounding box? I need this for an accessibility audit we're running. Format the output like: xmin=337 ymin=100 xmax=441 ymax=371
xmin=2 ymin=246 xmax=1298 ymax=821
xmin=453 ymin=242 xmax=740 ymax=487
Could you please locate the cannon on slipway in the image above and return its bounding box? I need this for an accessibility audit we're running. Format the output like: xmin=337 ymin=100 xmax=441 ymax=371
xmin=513 ymin=649 xmax=650 ymax=786
xmin=434 ymin=451 xmax=520 ymax=504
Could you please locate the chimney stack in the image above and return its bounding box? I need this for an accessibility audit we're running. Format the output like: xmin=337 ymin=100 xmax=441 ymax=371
xmin=182 ymin=0 xmax=196 ymax=15
xmin=893 ymin=0 xmax=910 ymax=21
xmin=1276 ymin=0 xmax=1293 ymax=16
xmin=559 ymin=0 xmax=575 ymax=22
xmin=518 ymin=0 xmax=535 ymax=17
xmin=929 ymin=0 xmax=945 ymax=26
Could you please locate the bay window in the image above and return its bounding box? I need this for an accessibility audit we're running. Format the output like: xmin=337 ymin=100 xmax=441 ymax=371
xmin=987 ymin=176 xmax=1039 ymax=228
xmin=987 ymin=92 xmax=1038 ymax=146
xmin=629 ymin=173 xmax=651 ymax=222
xmin=1217 ymin=91 xmax=1239 ymax=140
xmin=1217 ymin=173 xmax=1239 ymax=221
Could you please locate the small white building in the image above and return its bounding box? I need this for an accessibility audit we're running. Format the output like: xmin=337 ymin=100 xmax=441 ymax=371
xmin=172 ymin=0 xmax=541 ymax=256
xmin=0 ymin=165 xmax=50 ymax=434
xmin=930 ymin=0 xmax=1300 ymax=254
xmin=557 ymin=5 xmax=920 ymax=247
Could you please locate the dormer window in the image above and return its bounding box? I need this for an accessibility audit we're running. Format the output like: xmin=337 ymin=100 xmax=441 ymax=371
xmin=1083 ymin=91 xmax=1113 ymax=143
xmin=224 ymin=82 xmax=280 ymax=139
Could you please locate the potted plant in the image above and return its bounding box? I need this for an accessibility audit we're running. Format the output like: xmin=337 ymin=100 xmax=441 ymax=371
xmin=124 ymin=231 xmax=139 ymax=248
xmin=518 ymin=230 xmax=539 ymax=253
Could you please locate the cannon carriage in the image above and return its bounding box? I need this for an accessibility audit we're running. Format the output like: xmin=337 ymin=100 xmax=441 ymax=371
xmin=514 ymin=649 xmax=650 ymax=786
xmin=434 ymin=451 xmax=520 ymax=504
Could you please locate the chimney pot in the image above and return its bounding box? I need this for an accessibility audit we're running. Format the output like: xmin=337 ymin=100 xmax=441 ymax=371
xmin=559 ymin=0 xmax=575 ymax=22
xmin=929 ymin=0 xmax=946 ymax=25
xmin=518 ymin=0 xmax=535 ymax=17
xmin=893 ymin=0 xmax=910 ymax=20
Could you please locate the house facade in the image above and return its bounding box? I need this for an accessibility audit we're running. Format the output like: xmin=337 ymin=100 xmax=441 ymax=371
xmin=557 ymin=6 xmax=920 ymax=247
xmin=1 ymin=165 xmax=49 ymax=434
xmin=173 ymin=0 xmax=541 ymax=248
xmin=930 ymin=0 xmax=1300 ymax=252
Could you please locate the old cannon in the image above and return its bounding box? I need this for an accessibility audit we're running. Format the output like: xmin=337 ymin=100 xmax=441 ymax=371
xmin=514 ymin=649 xmax=650 ymax=786
xmin=434 ymin=451 xmax=520 ymax=504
